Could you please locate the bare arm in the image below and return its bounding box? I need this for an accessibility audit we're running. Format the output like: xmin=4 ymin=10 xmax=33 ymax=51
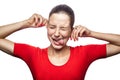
xmin=71 ymin=25 xmax=120 ymax=57
xmin=90 ymin=31 xmax=120 ymax=56
xmin=0 ymin=13 xmax=47 ymax=55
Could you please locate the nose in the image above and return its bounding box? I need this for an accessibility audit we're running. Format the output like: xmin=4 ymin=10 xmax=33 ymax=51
xmin=54 ymin=28 xmax=60 ymax=37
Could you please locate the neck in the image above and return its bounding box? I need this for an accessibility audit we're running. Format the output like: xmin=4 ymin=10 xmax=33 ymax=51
xmin=48 ymin=45 xmax=70 ymax=56
xmin=48 ymin=45 xmax=70 ymax=66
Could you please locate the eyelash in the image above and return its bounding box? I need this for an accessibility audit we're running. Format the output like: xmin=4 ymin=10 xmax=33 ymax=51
xmin=48 ymin=25 xmax=67 ymax=31
xmin=49 ymin=26 xmax=55 ymax=29
xmin=61 ymin=28 xmax=66 ymax=31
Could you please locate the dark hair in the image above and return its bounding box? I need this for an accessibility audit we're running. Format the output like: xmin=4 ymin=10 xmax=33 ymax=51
xmin=49 ymin=4 xmax=75 ymax=29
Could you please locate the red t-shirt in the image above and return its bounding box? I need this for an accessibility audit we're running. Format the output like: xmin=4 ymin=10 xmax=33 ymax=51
xmin=14 ymin=43 xmax=106 ymax=80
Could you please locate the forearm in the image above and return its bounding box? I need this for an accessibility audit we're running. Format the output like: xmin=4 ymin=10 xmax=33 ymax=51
xmin=0 ymin=20 xmax=29 ymax=38
xmin=90 ymin=31 xmax=120 ymax=46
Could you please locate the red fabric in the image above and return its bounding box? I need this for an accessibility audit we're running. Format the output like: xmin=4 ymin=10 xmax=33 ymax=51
xmin=14 ymin=43 xmax=106 ymax=80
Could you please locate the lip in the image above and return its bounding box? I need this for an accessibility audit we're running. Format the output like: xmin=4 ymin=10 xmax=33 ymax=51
xmin=52 ymin=38 xmax=64 ymax=46
xmin=52 ymin=38 xmax=61 ymax=41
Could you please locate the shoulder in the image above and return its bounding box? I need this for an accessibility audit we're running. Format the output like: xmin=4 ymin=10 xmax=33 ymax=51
xmin=14 ymin=43 xmax=47 ymax=54
xmin=70 ymin=44 xmax=106 ymax=52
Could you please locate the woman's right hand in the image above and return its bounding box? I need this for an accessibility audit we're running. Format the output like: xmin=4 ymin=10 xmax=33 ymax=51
xmin=26 ymin=13 xmax=47 ymax=28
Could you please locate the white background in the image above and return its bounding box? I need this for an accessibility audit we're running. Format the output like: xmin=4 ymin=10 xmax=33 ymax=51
xmin=0 ymin=0 xmax=120 ymax=80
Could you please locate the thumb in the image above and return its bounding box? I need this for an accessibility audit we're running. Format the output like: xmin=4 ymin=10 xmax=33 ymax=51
xmin=37 ymin=19 xmax=48 ymax=27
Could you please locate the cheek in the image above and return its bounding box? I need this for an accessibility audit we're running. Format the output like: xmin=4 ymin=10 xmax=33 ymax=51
xmin=63 ymin=30 xmax=71 ymax=36
xmin=62 ymin=31 xmax=71 ymax=38
xmin=47 ymin=28 xmax=54 ymax=36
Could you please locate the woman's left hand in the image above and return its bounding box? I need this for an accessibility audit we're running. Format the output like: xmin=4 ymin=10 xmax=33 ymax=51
xmin=71 ymin=25 xmax=91 ymax=41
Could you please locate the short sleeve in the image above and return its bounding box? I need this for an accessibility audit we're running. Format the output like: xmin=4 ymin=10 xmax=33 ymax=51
xmin=84 ymin=44 xmax=107 ymax=62
xmin=13 ymin=43 xmax=37 ymax=64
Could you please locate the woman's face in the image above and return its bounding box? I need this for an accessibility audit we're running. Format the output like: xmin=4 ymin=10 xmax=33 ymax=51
xmin=47 ymin=13 xmax=72 ymax=50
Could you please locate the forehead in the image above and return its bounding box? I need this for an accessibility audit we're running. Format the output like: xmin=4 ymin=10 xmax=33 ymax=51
xmin=48 ymin=13 xmax=70 ymax=27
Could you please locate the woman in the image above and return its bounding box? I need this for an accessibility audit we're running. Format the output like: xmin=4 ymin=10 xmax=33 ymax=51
xmin=0 ymin=4 xmax=120 ymax=80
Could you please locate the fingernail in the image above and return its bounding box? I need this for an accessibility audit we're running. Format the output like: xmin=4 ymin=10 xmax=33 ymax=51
xmin=74 ymin=39 xmax=76 ymax=41
xmin=77 ymin=38 xmax=78 ymax=41
xmin=38 ymin=23 xmax=45 ymax=27
xmin=41 ymin=23 xmax=45 ymax=26
xmin=40 ymin=24 xmax=45 ymax=26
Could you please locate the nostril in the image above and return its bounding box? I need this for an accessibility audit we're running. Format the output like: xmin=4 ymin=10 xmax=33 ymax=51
xmin=54 ymin=34 xmax=60 ymax=38
xmin=54 ymin=30 xmax=60 ymax=37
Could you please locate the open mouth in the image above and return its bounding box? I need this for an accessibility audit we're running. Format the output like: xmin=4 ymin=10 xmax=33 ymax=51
xmin=52 ymin=38 xmax=64 ymax=45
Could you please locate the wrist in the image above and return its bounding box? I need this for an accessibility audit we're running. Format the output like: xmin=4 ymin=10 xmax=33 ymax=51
xmin=88 ymin=31 xmax=95 ymax=37
xmin=19 ymin=19 xmax=31 ymax=29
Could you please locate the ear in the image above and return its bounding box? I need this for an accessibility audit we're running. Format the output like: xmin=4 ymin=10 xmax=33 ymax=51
xmin=45 ymin=20 xmax=49 ymax=28
xmin=69 ymin=27 xmax=74 ymax=40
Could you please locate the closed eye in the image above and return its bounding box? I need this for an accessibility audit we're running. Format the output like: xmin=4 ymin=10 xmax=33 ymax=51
xmin=60 ymin=27 xmax=68 ymax=31
xmin=49 ymin=26 xmax=56 ymax=29
xmin=48 ymin=24 xmax=56 ymax=29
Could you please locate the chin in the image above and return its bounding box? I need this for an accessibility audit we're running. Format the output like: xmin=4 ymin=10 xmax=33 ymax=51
xmin=51 ymin=44 xmax=63 ymax=50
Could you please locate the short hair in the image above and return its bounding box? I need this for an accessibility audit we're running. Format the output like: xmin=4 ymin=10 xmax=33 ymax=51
xmin=49 ymin=4 xmax=75 ymax=29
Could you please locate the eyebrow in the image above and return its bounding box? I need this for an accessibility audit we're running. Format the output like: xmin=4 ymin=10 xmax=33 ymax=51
xmin=48 ymin=23 xmax=56 ymax=27
xmin=60 ymin=26 xmax=69 ymax=29
xmin=48 ymin=23 xmax=70 ymax=28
